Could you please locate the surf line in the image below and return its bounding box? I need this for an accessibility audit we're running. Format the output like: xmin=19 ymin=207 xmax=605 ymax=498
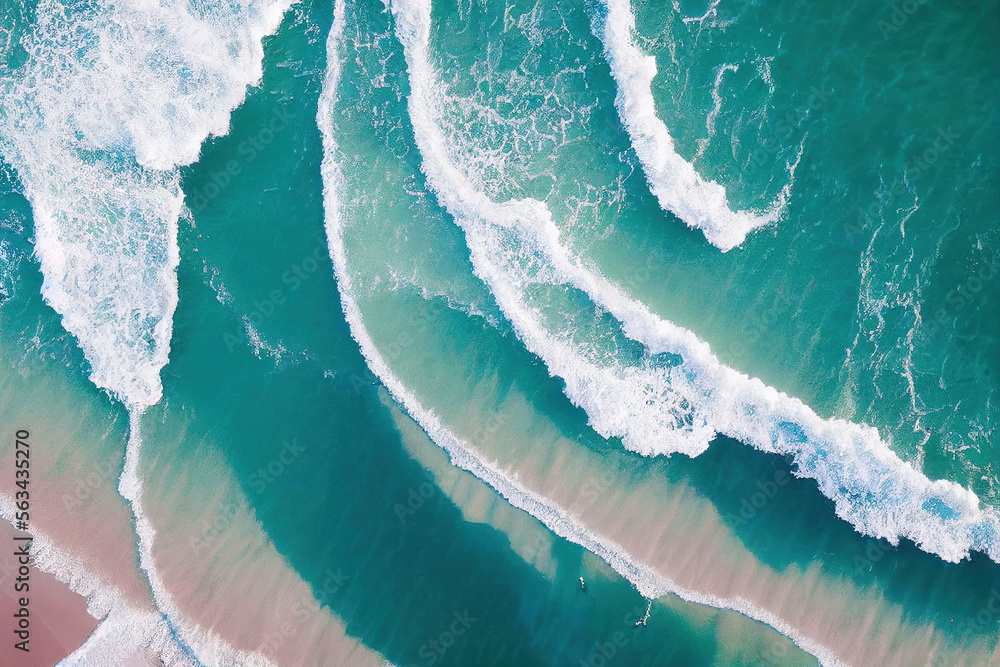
xmin=120 ymin=412 xmax=202 ymax=666
xmin=591 ymin=0 xmax=798 ymax=252
xmin=320 ymin=197 xmax=845 ymax=666
xmin=391 ymin=0 xmax=1000 ymax=567
xmin=316 ymin=7 xmax=839 ymax=664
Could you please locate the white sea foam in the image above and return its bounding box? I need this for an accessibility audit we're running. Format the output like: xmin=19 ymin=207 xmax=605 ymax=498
xmin=2 ymin=487 xmax=284 ymax=667
xmin=591 ymin=0 xmax=794 ymax=252
xmin=319 ymin=9 xmax=844 ymax=665
xmin=0 ymin=0 xmax=293 ymax=410
xmin=1 ymin=0 xmax=295 ymax=662
xmin=60 ymin=604 xmax=191 ymax=667
xmin=695 ymin=63 xmax=738 ymax=162
xmin=393 ymin=0 xmax=715 ymax=460
xmin=389 ymin=0 xmax=1000 ymax=567
xmin=0 ymin=496 xmax=190 ymax=666
xmin=319 ymin=24 xmax=847 ymax=665
xmin=201 ymin=257 xmax=295 ymax=363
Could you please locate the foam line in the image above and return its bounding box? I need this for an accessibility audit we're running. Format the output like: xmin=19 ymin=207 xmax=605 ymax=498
xmin=117 ymin=412 xmax=286 ymax=666
xmin=389 ymin=0 xmax=1000 ymax=566
xmin=592 ymin=0 xmax=793 ymax=251
xmin=0 ymin=496 xmax=191 ymax=666
xmin=317 ymin=8 xmax=841 ymax=665
xmin=1 ymin=0 xmax=297 ymax=661
xmin=695 ymin=63 xmax=738 ymax=162
xmin=0 ymin=0 xmax=294 ymax=410
xmin=59 ymin=605 xmax=188 ymax=667
xmin=1 ymin=489 xmax=283 ymax=666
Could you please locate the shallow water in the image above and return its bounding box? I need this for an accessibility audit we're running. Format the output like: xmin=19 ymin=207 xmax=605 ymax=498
xmin=0 ymin=0 xmax=997 ymax=664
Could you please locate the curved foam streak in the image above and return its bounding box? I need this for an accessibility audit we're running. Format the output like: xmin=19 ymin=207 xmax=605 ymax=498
xmin=392 ymin=0 xmax=715 ymax=460
xmin=120 ymin=414 xmax=289 ymax=666
xmin=592 ymin=0 xmax=790 ymax=252
xmin=1 ymin=488 xmax=284 ymax=667
xmin=0 ymin=497 xmax=191 ymax=666
xmin=0 ymin=0 xmax=292 ymax=410
xmin=390 ymin=0 xmax=1000 ymax=565
xmin=116 ymin=412 xmax=394 ymax=667
xmin=695 ymin=63 xmax=739 ymax=163
xmin=2 ymin=0 xmax=295 ymax=661
xmin=318 ymin=13 xmax=840 ymax=664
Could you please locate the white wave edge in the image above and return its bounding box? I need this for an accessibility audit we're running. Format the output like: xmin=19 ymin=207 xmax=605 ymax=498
xmin=390 ymin=0 xmax=1000 ymax=567
xmin=2 ymin=0 xmax=297 ymax=412
xmin=594 ymin=0 xmax=792 ymax=252
xmin=0 ymin=494 xmax=185 ymax=666
xmin=123 ymin=412 xmax=291 ymax=667
xmin=3 ymin=0 xmax=304 ymax=661
xmin=317 ymin=12 xmax=843 ymax=666
xmin=2 ymin=478 xmax=281 ymax=667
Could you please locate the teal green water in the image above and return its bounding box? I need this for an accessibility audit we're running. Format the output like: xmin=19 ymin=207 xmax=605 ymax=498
xmin=145 ymin=2 xmax=811 ymax=663
xmin=625 ymin=0 xmax=1000 ymax=497
xmin=134 ymin=2 xmax=817 ymax=664
xmin=0 ymin=0 xmax=998 ymax=664
xmin=418 ymin=0 xmax=1000 ymax=498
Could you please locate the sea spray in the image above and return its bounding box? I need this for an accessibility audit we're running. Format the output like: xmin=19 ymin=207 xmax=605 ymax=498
xmin=317 ymin=5 xmax=856 ymax=663
xmin=590 ymin=0 xmax=799 ymax=251
xmin=0 ymin=0 xmax=295 ymax=662
xmin=388 ymin=0 xmax=1000 ymax=565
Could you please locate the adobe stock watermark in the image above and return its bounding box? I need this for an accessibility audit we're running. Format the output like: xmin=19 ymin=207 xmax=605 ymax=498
xmin=569 ymin=467 xmax=620 ymax=516
xmin=61 ymin=460 xmax=119 ymax=511
xmin=622 ymin=246 xmax=669 ymax=290
xmin=223 ymin=240 xmax=328 ymax=353
xmin=189 ymin=104 xmax=295 ymax=212
xmin=851 ymin=536 xmax=894 ymax=574
xmin=257 ymin=566 xmax=351 ymax=654
xmin=393 ymin=412 xmax=509 ymax=524
xmin=877 ymin=0 xmax=932 ymax=41
xmin=348 ymin=330 xmax=413 ymax=395
xmin=759 ymin=637 xmax=795 ymax=666
xmin=929 ymin=588 xmax=1000 ymax=667
xmin=468 ymin=410 xmax=511 ymax=447
xmin=952 ymin=588 xmax=1000 ymax=636
xmin=923 ymin=256 xmax=999 ymax=340
xmin=393 ymin=477 xmax=437 ymax=524
xmin=925 ymin=589 xmax=1000 ymax=666
xmin=844 ymin=126 xmax=959 ymax=245
xmin=249 ymin=439 xmax=307 ymax=494
xmin=189 ymin=439 xmax=306 ymax=555
xmin=724 ymin=468 xmax=791 ymax=527
xmin=406 ymin=610 xmax=477 ymax=666
xmin=746 ymin=85 xmax=832 ymax=175
xmin=347 ymin=297 xmax=447 ymax=395
xmin=189 ymin=496 xmax=247 ymax=556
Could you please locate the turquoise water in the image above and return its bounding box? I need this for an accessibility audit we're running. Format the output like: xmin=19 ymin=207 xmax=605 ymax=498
xmin=626 ymin=0 xmax=1000 ymax=492
xmin=0 ymin=0 xmax=998 ymax=664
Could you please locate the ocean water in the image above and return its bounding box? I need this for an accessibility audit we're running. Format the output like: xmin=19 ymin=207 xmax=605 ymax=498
xmin=0 ymin=0 xmax=998 ymax=665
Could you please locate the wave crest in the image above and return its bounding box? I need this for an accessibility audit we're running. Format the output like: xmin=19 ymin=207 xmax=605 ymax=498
xmin=390 ymin=0 xmax=1000 ymax=565
xmin=592 ymin=0 xmax=798 ymax=252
